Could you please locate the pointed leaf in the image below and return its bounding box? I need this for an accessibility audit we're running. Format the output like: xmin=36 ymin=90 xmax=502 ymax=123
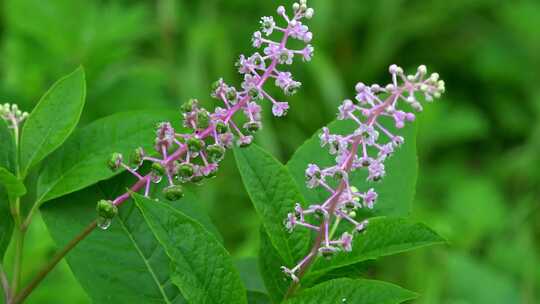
xmin=284 ymin=278 xmax=417 ymax=304
xmin=37 ymin=110 xmax=177 ymax=204
xmin=20 ymin=67 xmax=86 ymax=176
xmin=258 ymin=228 xmax=290 ymax=303
xmin=0 ymin=119 xmax=16 ymax=173
xmin=0 ymin=120 xmax=16 ymax=259
xmin=133 ymin=194 xmax=247 ymax=304
xmin=305 ymin=218 xmax=446 ymax=280
xmin=234 ymin=145 xmax=310 ymax=264
xmin=0 ymin=167 xmax=26 ymax=202
xmin=41 ymin=174 xmax=221 ymax=304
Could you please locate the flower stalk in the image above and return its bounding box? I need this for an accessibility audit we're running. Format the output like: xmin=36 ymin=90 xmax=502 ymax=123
xmin=282 ymin=64 xmax=445 ymax=295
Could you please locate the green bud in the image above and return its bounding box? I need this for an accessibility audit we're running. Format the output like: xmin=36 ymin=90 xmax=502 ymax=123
xmin=197 ymin=110 xmax=210 ymax=129
xmin=96 ymin=200 xmax=118 ymax=219
xmin=163 ymin=185 xmax=184 ymax=201
xmin=181 ymin=98 xmax=198 ymax=113
xmin=107 ymin=153 xmax=123 ymax=171
xmin=129 ymin=147 xmax=144 ymax=166
xmin=225 ymin=88 xmax=237 ymax=102
xmin=207 ymin=144 xmax=226 ymax=163
xmin=151 ymin=162 xmax=166 ymax=176
xmin=177 ymin=163 xmax=195 ymax=179
xmin=248 ymin=88 xmax=261 ymax=99
xmin=187 ymin=137 xmax=204 ymax=152
xmin=211 ymin=80 xmax=221 ymax=92
xmin=215 ymin=121 xmax=229 ymax=134
xmin=244 ymin=121 xmax=261 ymax=134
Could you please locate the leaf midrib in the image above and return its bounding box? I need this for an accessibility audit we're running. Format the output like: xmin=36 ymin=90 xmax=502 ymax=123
xmin=136 ymin=199 xmax=231 ymax=304
xmin=237 ymin=150 xmax=295 ymax=264
xmin=117 ymin=216 xmax=173 ymax=304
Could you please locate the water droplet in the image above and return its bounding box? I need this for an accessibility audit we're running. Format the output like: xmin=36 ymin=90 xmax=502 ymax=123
xmin=97 ymin=216 xmax=112 ymax=230
xmin=342 ymin=298 xmax=347 ymax=303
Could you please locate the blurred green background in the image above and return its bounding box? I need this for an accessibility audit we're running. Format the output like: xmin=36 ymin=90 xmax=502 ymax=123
xmin=1 ymin=0 xmax=539 ymax=303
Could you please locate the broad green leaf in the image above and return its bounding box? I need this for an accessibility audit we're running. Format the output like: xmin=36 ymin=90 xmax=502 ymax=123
xmin=284 ymin=278 xmax=417 ymax=304
xmin=235 ymin=257 xmax=267 ymax=294
xmin=234 ymin=145 xmax=310 ymax=264
xmin=20 ymin=67 xmax=86 ymax=176
xmin=0 ymin=120 xmax=16 ymax=259
xmin=0 ymin=187 xmax=12 ymax=259
xmin=0 ymin=167 xmax=26 ymax=202
xmin=0 ymin=120 xmax=16 ymax=173
xmin=41 ymin=173 xmax=221 ymax=304
xmin=37 ymin=110 xmax=177 ymax=205
xmin=133 ymin=194 xmax=247 ymax=304
xmin=247 ymin=291 xmax=271 ymax=304
xmin=258 ymin=228 xmax=289 ymax=303
xmin=305 ymin=218 xmax=446 ymax=280
xmin=287 ymin=119 xmax=417 ymax=217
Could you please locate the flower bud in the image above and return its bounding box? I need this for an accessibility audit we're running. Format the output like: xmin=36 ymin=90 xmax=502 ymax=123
xmin=96 ymin=200 xmax=118 ymax=219
xmin=225 ymin=88 xmax=238 ymax=103
xmin=244 ymin=121 xmax=262 ymax=134
xmin=248 ymin=87 xmax=262 ymax=100
xmin=163 ymin=185 xmax=184 ymax=201
xmin=318 ymin=246 xmax=337 ymax=259
xmin=181 ymin=98 xmax=198 ymax=113
xmin=187 ymin=137 xmax=205 ymax=152
xmin=215 ymin=121 xmax=229 ymax=134
xmin=151 ymin=162 xmax=166 ymax=176
xmin=177 ymin=162 xmax=195 ymax=180
xmin=197 ymin=109 xmax=210 ymax=129
xmin=207 ymin=144 xmax=226 ymax=163
xmin=107 ymin=153 xmax=123 ymax=171
xmin=129 ymin=147 xmax=145 ymax=166
xmin=237 ymin=136 xmax=253 ymax=148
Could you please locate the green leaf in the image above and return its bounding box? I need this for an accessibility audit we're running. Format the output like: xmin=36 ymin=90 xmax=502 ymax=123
xmin=247 ymin=291 xmax=271 ymax=304
xmin=234 ymin=145 xmax=310 ymax=264
xmin=258 ymin=228 xmax=290 ymax=303
xmin=0 ymin=119 xmax=16 ymax=173
xmin=287 ymin=119 xmax=418 ymax=217
xmin=0 ymin=187 xmax=12 ymax=259
xmin=133 ymin=193 xmax=247 ymax=304
xmin=284 ymin=278 xmax=417 ymax=304
xmin=41 ymin=173 xmax=221 ymax=304
xmin=235 ymin=257 xmax=267 ymax=294
xmin=0 ymin=167 xmax=26 ymax=202
xmin=20 ymin=66 xmax=86 ymax=176
xmin=0 ymin=120 xmax=16 ymax=259
xmin=305 ymin=218 xmax=446 ymax=280
xmin=37 ymin=110 xmax=177 ymax=204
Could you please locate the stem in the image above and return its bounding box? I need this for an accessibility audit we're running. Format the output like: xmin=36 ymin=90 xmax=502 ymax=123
xmin=10 ymin=228 xmax=25 ymax=296
xmin=1 ymin=263 xmax=10 ymax=303
xmin=11 ymin=221 xmax=97 ymax=304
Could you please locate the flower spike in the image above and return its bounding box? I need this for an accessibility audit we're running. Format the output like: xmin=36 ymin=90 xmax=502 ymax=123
xmin=99 ymin=1 xmax=316 ymax=227
xmin=282 ymin=64 xmax=445 ymax=282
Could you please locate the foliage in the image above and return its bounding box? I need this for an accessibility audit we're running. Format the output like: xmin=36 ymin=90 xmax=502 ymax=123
xmin=0 ymin=0 xmax=538 ymax=303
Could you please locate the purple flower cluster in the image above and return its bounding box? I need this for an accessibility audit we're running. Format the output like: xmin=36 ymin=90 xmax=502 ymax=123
xmin=100 ymin=1 xmax=315 ymax=228
xmin=281 ymin=64 xmax=445 ymax=282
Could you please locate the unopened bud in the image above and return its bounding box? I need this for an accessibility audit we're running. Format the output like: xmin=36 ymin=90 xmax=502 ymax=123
xmin=163 ymin=185 xmax=184 ymax=201
xmin=107 ymin=153 xmax=123 ymax=171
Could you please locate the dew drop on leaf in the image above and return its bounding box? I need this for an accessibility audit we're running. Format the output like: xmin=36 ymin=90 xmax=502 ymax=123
xmin=97 ymin=216 xmax=112 ymax=230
